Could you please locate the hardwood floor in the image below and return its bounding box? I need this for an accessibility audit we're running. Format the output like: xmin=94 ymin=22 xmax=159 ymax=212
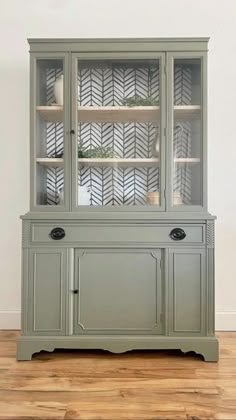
xmin=0 ymin=331 xmax=235 ymax=419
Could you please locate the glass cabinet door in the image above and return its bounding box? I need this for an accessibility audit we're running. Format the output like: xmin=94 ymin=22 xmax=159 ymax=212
xmin=32 ymin=55 xmax=69 ymax=209
xmin=72 ymin=56 xmax=165 ymax=209
xmin=168 ymin=54 xmax=206 ymax=210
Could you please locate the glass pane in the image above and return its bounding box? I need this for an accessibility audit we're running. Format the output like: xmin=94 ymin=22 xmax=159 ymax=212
xmin=172 ymin=58 xmax=202 ymax=206
xmin=35 ymin=59 xmax=64 ymax=206
xmin=76 ymin=59 xmax=160 ymax=206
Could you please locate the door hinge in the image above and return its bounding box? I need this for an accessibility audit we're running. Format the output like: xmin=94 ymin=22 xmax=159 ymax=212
xmin=164 ymin=127 xmax=167 ymax=137
xmin=160 ymin=313 xmax=164 ymax=323
xmin=164 ymin=64 xmax=167 ymax=75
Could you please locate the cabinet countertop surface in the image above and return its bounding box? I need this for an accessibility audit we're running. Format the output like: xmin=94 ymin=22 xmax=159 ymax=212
xmin=21 ymin=211 xmax=217 ymax=220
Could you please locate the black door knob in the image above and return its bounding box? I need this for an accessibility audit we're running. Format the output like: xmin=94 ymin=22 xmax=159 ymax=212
xmin=72 ymin=289 xmax=79 ymax=294
xmin=50 ymin=227 xmax=66 ymax=240
xmin=70 ymin=129 xmax=75 ymax=134
xmin=170 ymin=228 xmax=186 ymax=241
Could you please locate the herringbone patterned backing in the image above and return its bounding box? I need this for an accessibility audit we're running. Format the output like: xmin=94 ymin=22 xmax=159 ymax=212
xmin=45 ymin=66 xmax=64 ymax=205
xmin=78 ymin=63 xmax=159 ymax=106
xmin=173 ymin=122 xmax=192 ymax=204
xmin=78 ymin=61 xmax=160 ymax=206
xmin=42 ymin=61 xmax=195 ymax=206
xmin=173 ymin=65 xmax=193 ymax=204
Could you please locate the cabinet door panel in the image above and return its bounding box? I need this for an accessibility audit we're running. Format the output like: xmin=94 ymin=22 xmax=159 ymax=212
xmin=169 ymin=249 xmax=206 ymax=335
xmin=71 ymin=53 xmax=166 ymax=211
xmin=28 ymin=248 xmax=66 ymax=335
xmin=74 ymin=249 xmax=163 ymax=335
xmin=30 ymin=53 xmax=70 ymax=211
xmin=167 ymin=52 xmax=207 ymax=211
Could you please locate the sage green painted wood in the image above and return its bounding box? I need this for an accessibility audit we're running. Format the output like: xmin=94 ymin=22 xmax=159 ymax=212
xmin=18 ymin=38 xmax=218 ymax=363
xmin=16 ymin=335 xmax=218 ymax=362
xmin=21 ymin=211 xmax=216 ymax=220
xmin=27 ymin=38 xmax=209 ymax=53
xmin=27 ymin=248 xmax=67 ymax=335
xmin=21 ymin=249 xmax=29 ymax=334
xmin=65 ymin=248 xmax=74 ymax=336
xmin=169 ymin=248 xmax=206 ymax=336
xmin=31 ymin=223 xmax=205 ymax=245
xmin=28 ymin=40 xmax=210 ymax=215
xmin=73 ymin=248 xmax=163 ymax=335
xmin=207 ymin=247 xmax=215 ymax=336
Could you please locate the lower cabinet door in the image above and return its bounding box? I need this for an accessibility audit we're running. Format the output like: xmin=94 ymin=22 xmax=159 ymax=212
xmin=74 ymin=248 xmax=163 ymax=335
xmin=169 ymin=248 xmax=206 ymax=336
xmin=28 ymin=248 xmax=67 ymax=335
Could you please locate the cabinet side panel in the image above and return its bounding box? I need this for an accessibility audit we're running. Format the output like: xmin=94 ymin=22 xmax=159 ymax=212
xmin=29 ymin=249 xmax=66 ymax=334
xmin=21 ymin=249 xmax=29 ymax=334
xmin=207 ymin=247 xmax=215 ymax=335
xmin=169 ymin=249 xmax=205 ymax=334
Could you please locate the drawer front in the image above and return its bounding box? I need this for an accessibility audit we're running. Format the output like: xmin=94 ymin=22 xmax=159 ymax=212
xmin=31 ymin=223 xmax=205 ymax=245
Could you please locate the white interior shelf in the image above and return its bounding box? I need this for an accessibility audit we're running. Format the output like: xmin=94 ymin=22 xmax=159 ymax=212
xmin=36 ymin=158 xmax=64 ymax=167
xmin=36 ymin=157 xmax=200 ymax=168
xmin=174 ymin=105 xmax=201 ymax=121
xmin=174 ymin=158 xmax=200 ymax=167
xmin=78 ymin=158 xmax=159 ymax=168
xmin=36 ymin=105 xmax=201 ymax=123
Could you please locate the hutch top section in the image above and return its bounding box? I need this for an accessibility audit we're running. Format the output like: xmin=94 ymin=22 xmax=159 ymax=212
xmin=28 ymin=38 xmax=210 ymax=213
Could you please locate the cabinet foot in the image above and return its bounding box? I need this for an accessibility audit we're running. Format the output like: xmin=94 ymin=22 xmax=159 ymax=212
xmin=201 ymin=342 xmax=219 ymax=362
xmin=180 ymin=338 xmax=219 ymax=362
xmin=17 ymin=336 xmax=55 ymax=361
xmin=16 ymin=342 xmax=33 ymax=361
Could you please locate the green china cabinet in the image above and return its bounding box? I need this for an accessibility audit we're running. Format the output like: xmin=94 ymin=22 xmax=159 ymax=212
xmin=17 ymin=38 xmax=218 ymax=361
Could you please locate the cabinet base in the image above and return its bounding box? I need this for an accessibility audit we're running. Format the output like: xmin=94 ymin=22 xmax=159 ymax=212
xmin=17 ymin=335 xmax=219 ymax=362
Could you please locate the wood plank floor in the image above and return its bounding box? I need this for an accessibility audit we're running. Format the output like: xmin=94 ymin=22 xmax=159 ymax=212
xmin=0 ymin=331 xmax=235 ymax=419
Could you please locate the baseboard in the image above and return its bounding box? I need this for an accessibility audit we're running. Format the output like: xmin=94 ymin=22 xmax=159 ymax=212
xmin=0 ymin=311 xmax=235 ymax=330
xmin=0 ymin=310 xmax=21 ymax=329
xmin=215 ymin=312 xmax=236 ymax=331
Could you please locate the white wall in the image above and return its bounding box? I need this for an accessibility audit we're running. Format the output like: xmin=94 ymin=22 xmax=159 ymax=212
xmin=0 ymin=0 xmax=235 ymax=330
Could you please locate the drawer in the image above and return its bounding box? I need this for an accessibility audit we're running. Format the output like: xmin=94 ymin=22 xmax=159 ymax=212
xmin=31 ymin=223 xmax=205 ymax=245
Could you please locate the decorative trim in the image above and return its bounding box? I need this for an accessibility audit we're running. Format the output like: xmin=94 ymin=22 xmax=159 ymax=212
xmin=28 ymin=38 xmax=210 ymax=44
xmin=22 ymin=221 xmax=31 ymax=248
xmin=207 ymin=248 xmax=215 ymax=335
xmin=28 ymin=38 xmax=209 ymax=54
xmin=150 ymin=250 xmax=161 ymax=260
xmin=16 ymin=334 xmax=218 ymax=361
xmin=66 ymin=248 xmax=74 ymax=336
xmin=75 ymin=249 xmax=161 ymax=333
xmin=206 ymin=221 xmax=215 ymax=248
xmin=20 ymin=211 xmax=217 ymax=220
xmin=21 ymin=249 xmax=29 ymax=334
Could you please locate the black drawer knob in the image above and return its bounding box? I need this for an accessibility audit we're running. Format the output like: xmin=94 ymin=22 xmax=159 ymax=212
xmin=50 ymin=227 xmax=66 ymax=240
xmin=170 ymin=228 xmax=186 ymax=241
xmin=72 ymin=289 xmax=79 ymax=294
